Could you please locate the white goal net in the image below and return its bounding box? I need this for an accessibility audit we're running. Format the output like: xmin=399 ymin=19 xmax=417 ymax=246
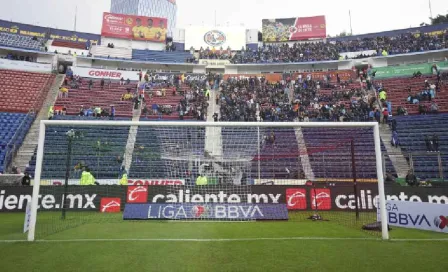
xmin=27 ymin=120 xmax=388 ymax=241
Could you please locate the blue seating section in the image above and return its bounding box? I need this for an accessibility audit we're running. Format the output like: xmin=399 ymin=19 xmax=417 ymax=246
xmin=0 ymin=112 xmax=33 ymax=173
xmin=27 ymin=116 xmax=130 ymax=179
xmin=132 ymin=49 xmax=193 ymax=63
xmin=0 ymin=33 xmax=43 ymax=51
xmin=248 ymin=128 xmax=300 ymax=179
xmin=302 ymin=128 xmax=378 ymax=180
xmin=128 ymin=126 xmax=166 ymax=178
xmin=394 ymin=114 xmax=448 ymax=179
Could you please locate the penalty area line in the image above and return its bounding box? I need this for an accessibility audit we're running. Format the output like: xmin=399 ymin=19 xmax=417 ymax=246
xmin=2 ymin=237 xmax=378 ymax=243
xmin=1 ymin=238 xmax=447 ymax=243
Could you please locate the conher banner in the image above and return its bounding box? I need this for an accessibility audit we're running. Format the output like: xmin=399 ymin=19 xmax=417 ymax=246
xmin=101 ymin=12 xmax=168 ymax=43
xmin=262 ymin=16 xmax=326 ymax=42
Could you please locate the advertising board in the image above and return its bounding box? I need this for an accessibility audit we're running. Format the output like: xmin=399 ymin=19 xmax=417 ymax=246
xmin=379 ymin=200 xmax=448 ymax=233
xmin=185 ymin=27 xmax=246 ymax=50
xmin=123 ymin=203 xmax=288 ymax=220
xmin=101 ymin=12 xmax=168 ymax=42
xmin=70 ymin=67 xmax=140 ymax=80
xmin=1 ymin=185 xmax=447 ymax=212
xmin=262 ymin=16 xmax=326 ymax=42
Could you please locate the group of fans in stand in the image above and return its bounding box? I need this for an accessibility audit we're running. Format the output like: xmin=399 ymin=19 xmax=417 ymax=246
xmin=217 ymin=72 xmax=379 ymax=123
xmin=194 ymin=31 xmax=447 ymax=64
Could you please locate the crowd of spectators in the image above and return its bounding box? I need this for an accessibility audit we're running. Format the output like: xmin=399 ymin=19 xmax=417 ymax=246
xmin=216 ymin=74 xmax=378 ymax=123
xmin=197 ymin=46 xmax=233 ymax=60
xmin=192 ymin=31 xmax=447 ymax=64
xmin=138 ymin=73 xmax=211 ymax=120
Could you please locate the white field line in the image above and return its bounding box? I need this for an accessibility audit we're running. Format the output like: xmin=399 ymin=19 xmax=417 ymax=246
xmin=1 ymin=237 xmax=447 ymax=243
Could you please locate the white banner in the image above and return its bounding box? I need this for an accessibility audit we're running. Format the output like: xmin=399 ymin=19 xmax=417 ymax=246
xmin=0 ymin=59 xmax=52 ymax=72
xmin=70 ymin=66 xmax=139 ymax=80
xmin=35 ymin=178 xmax=185 ymax=186
xmin=23 ymin=203 xmax=31 ymax=233
xmin=253 ymin=179 xmax=307 ymax=185
xmin=185 ymin=26 xmax=246 ymax=50
xmin=379 ymin=200 xmax=448 ymax=233
xmin=198 ymin=59 xmax=230 ymax=68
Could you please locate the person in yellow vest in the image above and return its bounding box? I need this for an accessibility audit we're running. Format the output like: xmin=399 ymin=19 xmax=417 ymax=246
xmin=205 ymin=89 xmax=210 ymax=101
xmin=196 ymin=174 xmax=208 ymax=185
xmin=80 ymin=167 xmax=96 ymax=185
xmin=379 ymin=90 xmax=387 ymax=102
xmin=119 ymin=167 xmax=128 ymax=186
xmin=48 ymin=106 xmax=54 ymax=120
xmin=381 ymin=50 xmax=388 ymax=56
xmin=181 ymin=74 xmax=186 ymax=83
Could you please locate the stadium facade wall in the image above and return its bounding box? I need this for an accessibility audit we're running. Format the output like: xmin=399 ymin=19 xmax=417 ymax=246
xmin=246 ymin=29 xmax=259 ymax=44
xmin=76 ymin=58 xmax=92 ymax=68
xmin=48 ymin=45 xmax=89 ymax=56
xmin=101 ymin=37 xmax=165 ymax=51
xmin=0 ymin=58 xmax=52 ymax=72
xmin=35 ymin=54 xmax=54 ymax=65
xmin=173 ymin=42 xmax=185 ymax=51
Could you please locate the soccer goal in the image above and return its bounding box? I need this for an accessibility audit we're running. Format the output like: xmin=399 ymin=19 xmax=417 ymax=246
xmin=27 ymin=120 xmax=388 ymax=241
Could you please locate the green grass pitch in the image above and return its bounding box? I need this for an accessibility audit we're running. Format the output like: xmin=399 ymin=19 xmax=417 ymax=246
xmin=0 ymin=212 xmax=447 ymax=271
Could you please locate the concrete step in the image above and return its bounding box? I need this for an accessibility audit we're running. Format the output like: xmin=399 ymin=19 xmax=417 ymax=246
xmin=11 ymin=74 xmax=65 ymax=172
xmin=379 ymin=125 xmax=410 ymax=178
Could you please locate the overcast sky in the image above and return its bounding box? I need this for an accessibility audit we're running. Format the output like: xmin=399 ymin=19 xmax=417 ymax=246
xmin=0 ymin=0 xmax=447 ymax=36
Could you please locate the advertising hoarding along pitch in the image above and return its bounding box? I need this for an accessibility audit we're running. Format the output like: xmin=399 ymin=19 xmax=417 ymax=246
xmin=101 ymin=12 xmax=168 ymax=43
xmin=123 ymin=203 xmax=289 ymax=220
xmin=379 ymin=200 xmax=448 ymax=233
xmin=1 ymin=185 xmax=447 ymax=212
xmin=262 ymin=15 xmax=326 ymax=42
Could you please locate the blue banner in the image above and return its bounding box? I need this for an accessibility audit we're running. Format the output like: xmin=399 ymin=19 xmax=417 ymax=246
xmin=0 ymin=19 xmax=101 ymax=44
xmin=123 ymin=203 xmax=288 ymax=220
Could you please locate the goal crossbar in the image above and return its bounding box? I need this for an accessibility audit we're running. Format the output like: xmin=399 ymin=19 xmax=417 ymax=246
xmin=28 ymin=120 xmax=388 ymax=241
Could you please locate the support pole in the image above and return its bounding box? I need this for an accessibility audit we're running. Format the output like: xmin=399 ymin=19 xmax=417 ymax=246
xmin=61 ymin=136 xmax=73 ymax=220
xmin=351 ymin=138 xmax=359 ymax=220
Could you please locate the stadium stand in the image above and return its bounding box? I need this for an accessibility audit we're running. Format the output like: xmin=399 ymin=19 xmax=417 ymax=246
xmin=132 ymin=49 xmax=193 ymax=63
xmin=393 ymin=114 xmax=448 ymax=180
xmin=302 ymin=127 xmax=377 ymax=179
xmin=141 ymin=86 xmax=196 ymax=120
xmin=0 ymin=112 xmax=33 ymax=173
xmin=222 ymin=31 xmax=448 ymax=64
xmin=378 ymin=75 xmax=447 ymax=115
xmin=248 ymin=128 xmax=301 ymax=179
xmin=128 ymin=126 xmax=170 ymax=178
xmin=54 ymin=77 xmax=136 ymax=117
xmin=0 ymin=33 xmax=44 ymax=51
xmin=0 ymin=70 xmax=55 ymax=113
xmin=26 ymin=115 xmax=130 ymax=179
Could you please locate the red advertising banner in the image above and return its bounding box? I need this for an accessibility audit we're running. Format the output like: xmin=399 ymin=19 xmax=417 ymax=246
xmin=101 ymin=12 xmax=168 ymax=43
xmin=262 ymin=15 xmax=326 ymax=42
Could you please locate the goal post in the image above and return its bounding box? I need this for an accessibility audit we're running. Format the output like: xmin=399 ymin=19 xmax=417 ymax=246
xmin=28 ymin=120 xmax=388 ymax=241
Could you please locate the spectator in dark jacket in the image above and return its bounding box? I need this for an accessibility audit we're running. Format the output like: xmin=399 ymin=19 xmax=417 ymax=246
xmin=406 ymin=170 xmax=418 ymax=186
